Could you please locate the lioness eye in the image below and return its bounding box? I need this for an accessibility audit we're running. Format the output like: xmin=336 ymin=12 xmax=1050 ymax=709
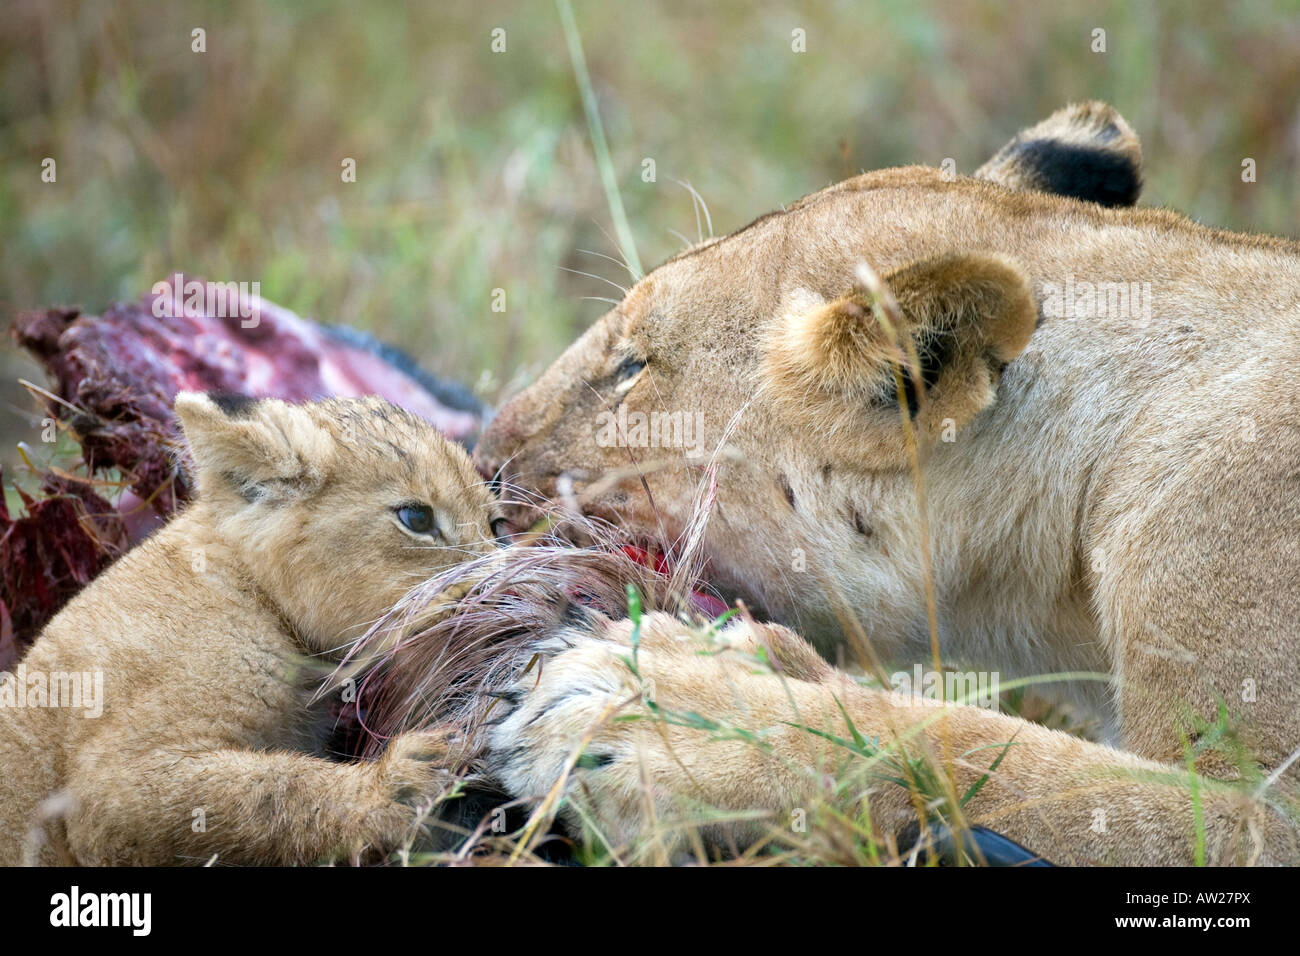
xmin=614 ymin=356 xmax=646 ymax=381
xmin=396 ymin=504 xmax=437 ymax=535
xmin=613 ymin=357 xmax=646 ymax=394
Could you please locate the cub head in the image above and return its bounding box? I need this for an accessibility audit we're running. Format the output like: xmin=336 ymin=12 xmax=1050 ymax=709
xmin=475 ymin=103 xmax=1141 ymax=637
xmin=174 ymin=392 xmax=500 ymax=655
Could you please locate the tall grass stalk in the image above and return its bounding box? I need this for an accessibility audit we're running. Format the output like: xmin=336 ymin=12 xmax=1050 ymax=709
xmin=556 ymin=0 xmax=643 ymax=280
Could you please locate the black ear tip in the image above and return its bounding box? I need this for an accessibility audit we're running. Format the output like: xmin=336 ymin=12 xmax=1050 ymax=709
xmin=1014 ymin=139 xmax=1142 ymax=208
xmin=208 ymin=392 xmax=260 ymax=417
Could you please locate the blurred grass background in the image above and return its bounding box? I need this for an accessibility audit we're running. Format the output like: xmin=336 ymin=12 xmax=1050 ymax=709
xmin=2 ymin=0 xmax=1298 ymax=469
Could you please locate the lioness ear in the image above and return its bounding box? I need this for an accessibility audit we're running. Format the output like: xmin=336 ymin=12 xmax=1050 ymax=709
xmin=174 ymin=392 xmax=331 ymax=502
xmin=975 ymin=101 xmax=1142 ymax=207
xmin=763 ymin=253 xmax=1036 ymax=459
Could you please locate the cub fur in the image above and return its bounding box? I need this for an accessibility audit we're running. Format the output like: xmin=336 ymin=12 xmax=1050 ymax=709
xmin=0 ymin=392 xmax=498 ymax=865
xmin=475 ymin=102 xmax=1300 ymax=852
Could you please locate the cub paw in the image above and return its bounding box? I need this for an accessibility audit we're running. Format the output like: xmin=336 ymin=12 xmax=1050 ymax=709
xmin=378 ymin=727 xmax=465 ymax=807
xmin=351 ymin=727 xmax=469 ymax=858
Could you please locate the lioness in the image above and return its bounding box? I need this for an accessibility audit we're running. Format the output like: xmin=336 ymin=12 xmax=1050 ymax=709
xmin=474 ymin=103 xmax=1300 ymax=861
xmin=0 ymin=392 xmax=499 ymax=865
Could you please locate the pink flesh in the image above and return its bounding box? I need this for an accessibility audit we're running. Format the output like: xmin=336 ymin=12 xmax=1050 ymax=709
xmin=619 ymin=545 xmax=729 ymax=618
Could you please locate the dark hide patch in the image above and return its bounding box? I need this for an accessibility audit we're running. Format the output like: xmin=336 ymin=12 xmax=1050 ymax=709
xmin=210 ymin=392 xmax=260 ymax=417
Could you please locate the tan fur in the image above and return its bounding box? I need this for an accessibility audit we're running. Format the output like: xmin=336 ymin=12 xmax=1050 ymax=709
xmin=490 ymin=613 xmax=1296 ymax=865
xmin=763 ymin=252 xmax=1038 ymax=468
xmin=0 ymin=393 xmax=498 ymax=865
xmin=476 ymin=104 xmax=1300 ymax=861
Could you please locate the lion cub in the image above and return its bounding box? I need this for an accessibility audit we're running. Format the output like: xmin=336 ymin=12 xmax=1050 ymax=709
xmin=0 ymin=392 xmax=499 ymax=865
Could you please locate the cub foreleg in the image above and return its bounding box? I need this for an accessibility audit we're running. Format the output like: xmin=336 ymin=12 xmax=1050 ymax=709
xmin=58 ymin=729 xmax=459 ymax=865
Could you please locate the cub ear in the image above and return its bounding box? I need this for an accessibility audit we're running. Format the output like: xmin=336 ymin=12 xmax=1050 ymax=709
xmin=173 ymin=392 xmax=331 ymax=502
xmin=975 ymin=101 xmax=1142 ymax=207
xmin=763 ymin=253 xmax=1036 ymax=459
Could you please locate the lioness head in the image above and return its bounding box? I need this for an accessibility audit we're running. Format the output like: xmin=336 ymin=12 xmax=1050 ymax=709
xmin=174 ymin=392 xmax=500 ymax=652
xmin=475 ymin=103 xmax=1143 ymax=641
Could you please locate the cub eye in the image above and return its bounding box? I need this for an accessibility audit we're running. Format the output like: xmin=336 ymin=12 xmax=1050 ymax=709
xmin=395 ymin=504 xmax=437 ymax=536
xmin=490 ymin=516 xmax=512 ymax=539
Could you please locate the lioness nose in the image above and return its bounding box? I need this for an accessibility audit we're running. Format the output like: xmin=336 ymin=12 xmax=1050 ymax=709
xmin=473 ymin=454 xmax=546 ymax=538
xmin=474 ymin=456 xmax=498 ymax=484
xmin=472 ymin=426 xmax=510 ymax=487
xmin=472 ymin=419 xmax=513 ymax=491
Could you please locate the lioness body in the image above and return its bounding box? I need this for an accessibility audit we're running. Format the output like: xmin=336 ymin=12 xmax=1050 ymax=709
xmin=482 ymin=137 xmax=1300 ymax=764
xmin=752 ymin=170 xmax=1300 ymax=755
xmin=476 ymin=105 xmax=1300 ymax=860
xmin=0 ymin=394 xmax=497 ymax=865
